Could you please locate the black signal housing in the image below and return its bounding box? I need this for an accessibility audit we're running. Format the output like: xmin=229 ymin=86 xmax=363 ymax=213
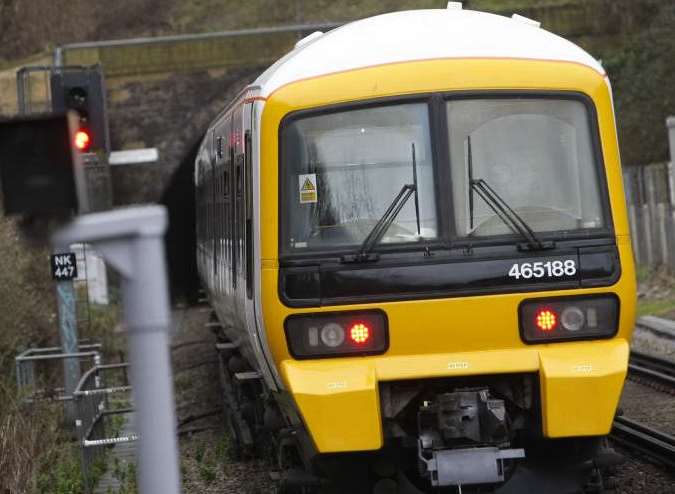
xmin=50 ymin=66 xmax=109 ymax=153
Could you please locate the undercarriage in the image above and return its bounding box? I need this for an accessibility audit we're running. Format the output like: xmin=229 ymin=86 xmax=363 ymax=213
xmin=211 ymin=328 xmax=622 ymax=494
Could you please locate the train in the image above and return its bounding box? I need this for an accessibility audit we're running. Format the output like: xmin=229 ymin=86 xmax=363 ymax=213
xmin=194 ymin=5 xmax=637 ymax=493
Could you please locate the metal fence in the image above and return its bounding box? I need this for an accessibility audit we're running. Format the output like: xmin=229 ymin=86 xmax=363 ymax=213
xmin=15 ymin=343 xmax=102 ymax=401
xmin=15 ymin=65 xmax=53 ymax=115
xmin=73 ymin=363 xmax=136 ymax=493
xmin=56 ymin=22 xmax=342 ymax=77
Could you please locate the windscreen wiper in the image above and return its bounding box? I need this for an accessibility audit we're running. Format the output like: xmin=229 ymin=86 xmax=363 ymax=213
xmin=341 ymin=183 xmax=416 ymax=263
xmin=341 ymin=143 xmax=421 ymax=263
xmin=467 ymin=136 xmax=554 ymax=251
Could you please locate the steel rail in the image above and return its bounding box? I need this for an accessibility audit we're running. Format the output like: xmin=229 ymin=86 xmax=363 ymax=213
xmin=611 ymin=416 xmax=675 ymax=469
xmin=636 ymin=316 xmax=675 ymax=340
xmin=628 ymin=350 xmax=675 ymax=391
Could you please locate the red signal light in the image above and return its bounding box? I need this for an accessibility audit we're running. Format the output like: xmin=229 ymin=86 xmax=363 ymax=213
xmin=535 ymin=309 xmax=557 ymax=332
xmin=74 ymin=129 xmax=91 ymax=152
xmin=349 ymin=323 xmax=370 ymax=344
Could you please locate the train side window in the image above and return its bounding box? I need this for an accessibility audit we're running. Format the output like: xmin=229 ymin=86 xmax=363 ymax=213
xmin=236 ymin=158 xmax=242 ymax=196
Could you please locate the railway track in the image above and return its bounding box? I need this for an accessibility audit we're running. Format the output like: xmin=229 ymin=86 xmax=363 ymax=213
xmin=611 ymin=416 xmax=675 ymax=470
xmin=610 ymin=349 xmax=675 ymax=469
xmin=628 ymin=350 xmax=675 ymax=393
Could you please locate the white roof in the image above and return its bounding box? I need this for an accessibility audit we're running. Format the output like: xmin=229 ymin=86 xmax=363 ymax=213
xmin=255 ymin=8 xmax=604 ymax=97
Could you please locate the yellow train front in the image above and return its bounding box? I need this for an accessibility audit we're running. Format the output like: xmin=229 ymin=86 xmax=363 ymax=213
xmin=196 ymin=6 xmax=637 ymax=493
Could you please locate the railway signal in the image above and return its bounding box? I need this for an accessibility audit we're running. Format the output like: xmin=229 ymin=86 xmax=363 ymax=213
xmin=1 ymin=112 xmax=181 ymax=494
xmin=50 ymin=66 xmax=109 ymax=154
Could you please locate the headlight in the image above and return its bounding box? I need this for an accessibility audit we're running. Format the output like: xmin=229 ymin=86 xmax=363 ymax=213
xmin=519 ymin=295 xmax=619 ymax=344
xmin=285 ymin=310 xmax=388 ymax=359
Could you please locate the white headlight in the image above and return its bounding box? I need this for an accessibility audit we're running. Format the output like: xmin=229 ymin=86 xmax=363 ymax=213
xmin=561 ymin=306 xmax=585 ymax=332
xmin=320 ymin=323 xmax=345 ymax=347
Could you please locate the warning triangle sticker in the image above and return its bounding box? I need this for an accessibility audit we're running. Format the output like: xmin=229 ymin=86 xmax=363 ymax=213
xmin=301 ymin=178 xmax=316 ymax=191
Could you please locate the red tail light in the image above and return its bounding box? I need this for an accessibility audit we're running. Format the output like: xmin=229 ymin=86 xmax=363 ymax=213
xmin=535 ymin=309 xmax=557 ymax=332
xmin=74 ymin=129 xmax=91 ymax=151
xmin=349 ymin=323 xmax=370 ymax=344
xmin=519 ymin=295 xmax=619 ymax=344
xmin=285 ymin=310 xmax=388 ymax=359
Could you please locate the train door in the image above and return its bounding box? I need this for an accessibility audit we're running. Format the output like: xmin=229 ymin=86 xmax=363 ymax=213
xmin=207 ymin=129 xmax=216 ymax=288
xmin=228 ymin=114 xmax=237 ymax=292
xmin=215 ymin=130 xmax=226 ymax=296
xmin=241 ymin=99 xmax=280 ymax=390
xmin=244 ymin=119 xmax=253 ymax=300
xmin=223 ymin=115 xmax=233 ymax=295
xmin=211 ymin=129 xmax=219 ymax=281
xmin=233 ymin=108 xmax=245 ymax=294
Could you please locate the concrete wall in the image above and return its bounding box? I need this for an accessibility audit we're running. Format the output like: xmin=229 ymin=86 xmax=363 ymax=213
xmin=106 ymin=66 xmax=263 ymax=203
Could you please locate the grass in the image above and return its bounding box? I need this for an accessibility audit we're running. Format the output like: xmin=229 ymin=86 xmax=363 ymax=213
xmin=111 ymin=457 xmax=137 ymax=493
xmin=183 ymin=434 xmax=228 ymax=486
xmin=0 ymin=214 xmax=125 ymax=493
xmin=637 ymin=296 xmax=675 ymax=318
xmin=636 ymin=266 xmax=675 ymax=318
xmin=37 ymin=443 xmax=84 ymax=494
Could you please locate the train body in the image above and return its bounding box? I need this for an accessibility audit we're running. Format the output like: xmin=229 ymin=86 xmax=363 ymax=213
xmin=195 ymin=6 xmax=636 ymax=493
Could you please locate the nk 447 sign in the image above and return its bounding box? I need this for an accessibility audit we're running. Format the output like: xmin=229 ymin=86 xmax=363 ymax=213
xmin=51 ymin=252 xmax=78 ymax=281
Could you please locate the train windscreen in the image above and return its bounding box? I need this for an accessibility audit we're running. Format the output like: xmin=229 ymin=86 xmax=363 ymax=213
xmin=281 ymin=102 xmax=438 ymax=253
xmin=446 ymin=98 xmax=606 ymax=238
xmin=281 ymin=96 xmax=608 ymax=255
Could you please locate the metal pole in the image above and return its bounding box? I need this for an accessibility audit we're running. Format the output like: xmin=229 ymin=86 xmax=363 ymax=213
xmin=53 ymin=46 xmax=63 ymax=67
xmin=16 ymin=68 xmax=26 ymax=115
xmin=121 ymin=227 xmax=179 ymax=494
xmin=52 ymin=205 xmax=181 ymax=494
xmin=667 ymin=116 xmax=675 ymax=208
xmin=667 ymin=117 xmax=675 ymax=271
xmin=54 ymin=253 xmax=81 ymax=428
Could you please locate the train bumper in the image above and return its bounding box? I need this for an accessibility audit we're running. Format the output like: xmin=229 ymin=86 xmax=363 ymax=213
xmin=280 ymin=339 xmax=628 ymax=453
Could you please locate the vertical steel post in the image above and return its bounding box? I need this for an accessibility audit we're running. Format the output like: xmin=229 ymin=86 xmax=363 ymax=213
xmin=16 ymin=68 xmax=26 ymax=115
xmin=667 ymin=117 xmax=675 ymax=208
xmin=52 ymin=206 xmax=181 ymax=494
xmin=53 ymin=46 xmax=63 ymax=67
xmin=55 ymin=273 xmax=81 ymax=424
xmin=667 ymin=117 xmax=675 ymax=271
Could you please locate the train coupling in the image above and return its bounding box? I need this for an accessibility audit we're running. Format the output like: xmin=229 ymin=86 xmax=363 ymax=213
xmin=417 ymin=388 xmax=525 ymax=487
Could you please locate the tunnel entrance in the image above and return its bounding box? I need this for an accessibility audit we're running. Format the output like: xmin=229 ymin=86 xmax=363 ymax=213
xmin=160 ymin=137 xmax=201 ymax=304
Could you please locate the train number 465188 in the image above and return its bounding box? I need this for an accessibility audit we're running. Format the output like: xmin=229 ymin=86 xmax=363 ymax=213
xmin=508 ymin=260 xmax=577 ymax=280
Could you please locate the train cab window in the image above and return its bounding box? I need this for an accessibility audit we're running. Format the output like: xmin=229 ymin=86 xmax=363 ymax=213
xmin=445 ymin=97 xmax=606 ymax=239
xmin=281 ymin=103 xmax=438 ymax=253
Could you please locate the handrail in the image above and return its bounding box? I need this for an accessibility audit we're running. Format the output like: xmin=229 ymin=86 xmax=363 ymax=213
xmin=56 ymin=22 xmax=343 ymax=52
xmin=73 ymin=362 xmax=129 ymax=395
